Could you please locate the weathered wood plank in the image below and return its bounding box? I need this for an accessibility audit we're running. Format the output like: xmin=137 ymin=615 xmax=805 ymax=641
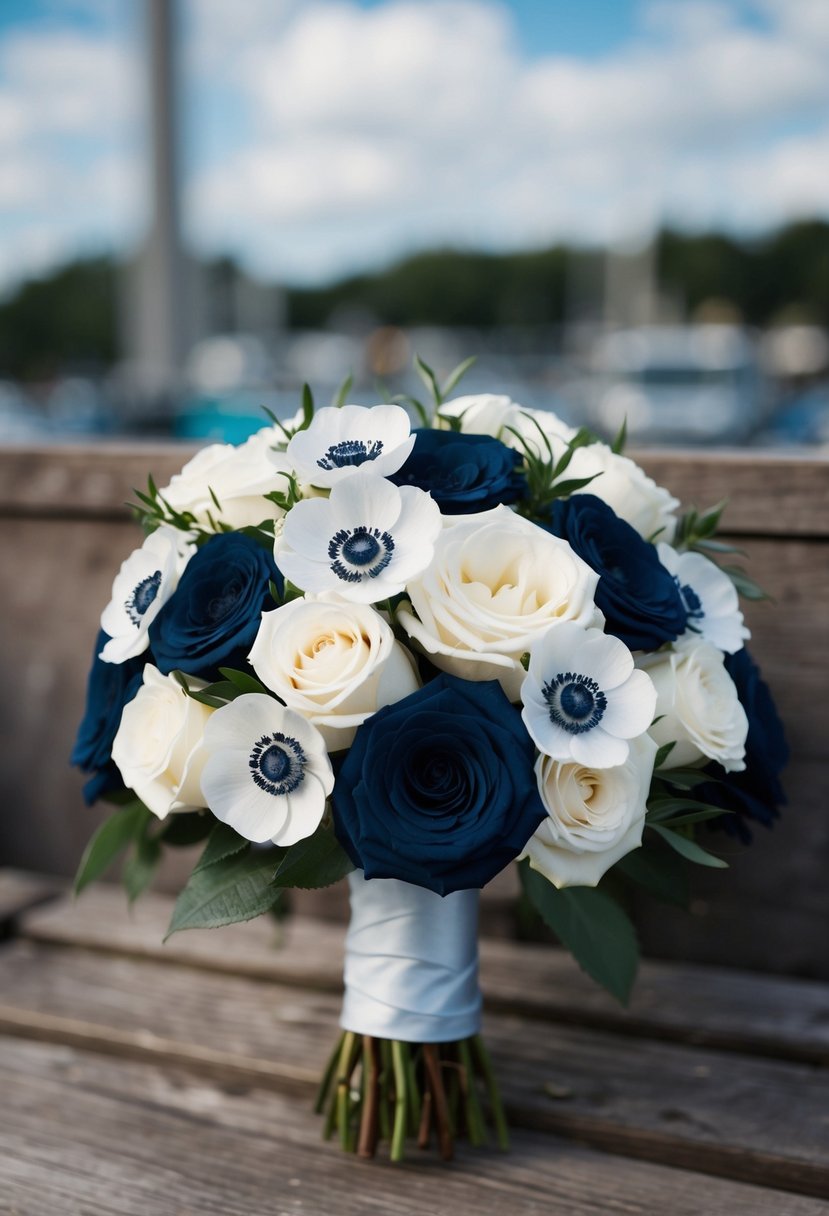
xmin=0 ymin=941 xmax=826 ymax=1197
xmin=21 ymin=888 xmax=829 ymax=1063
xmin=0 ymin=869 xmax=62 ymax=932
xmin=636 ymin=450 xmax=829 ymax=538
xmin=2 ymin=445 xmax=827 ymax=537
xmin=4 ymin=1037 xmax=824 ymax=1216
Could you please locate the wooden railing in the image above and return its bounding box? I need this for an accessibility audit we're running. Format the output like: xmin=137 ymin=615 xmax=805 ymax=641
xmin=0 ymin=444 xmax=826 ymax=978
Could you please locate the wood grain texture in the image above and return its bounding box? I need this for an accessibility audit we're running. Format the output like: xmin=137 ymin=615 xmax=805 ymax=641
xmin=21 ymin=887 xmax=829 ymax=1063
xmin=2 ymin=445 xmax=827 ymax=536
xmin=4 ymin=1036 xmax=823 ymax=1216
xmin=0 ymin=869 xmax=61 ymax=931
xmin=1 ymin=940 xmax=827 ymax=1198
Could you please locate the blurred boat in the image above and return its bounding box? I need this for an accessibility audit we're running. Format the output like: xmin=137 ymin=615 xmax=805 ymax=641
xmin=584 ymin=326 xmax=765 ymax=445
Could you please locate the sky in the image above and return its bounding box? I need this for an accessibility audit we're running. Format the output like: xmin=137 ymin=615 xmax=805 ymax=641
xmin=0 ymin=0 xmax=828 ymax=292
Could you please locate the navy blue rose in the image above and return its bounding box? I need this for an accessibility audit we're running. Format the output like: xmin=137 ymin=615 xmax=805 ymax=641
xmin=332 ymin=673 xmax=546 ymax=895
xmin=547 ymin=494 xmax=687 ymax=651
xmin=71 ymin=629 xmax=144 ymax=805
xmin=390 ymin=429 xmax=525 ymax=514
xmin=149 ymin=533 xmax=282 ymax=679
xmin=697 ymin=648 xmax=788 ymax=843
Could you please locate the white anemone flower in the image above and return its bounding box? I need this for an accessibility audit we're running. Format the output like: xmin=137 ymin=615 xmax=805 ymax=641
xmin=657 ymin=543 xmax=750 ymax=654
xmin=100 ymin=526 xmax=194 ymax=663
xmin=521 ymin=622 xmax=657 ymax=768
xmin=275 ymin=472 xmax=441 ymax=604
xmin=287 ymin=404 xmax=415 ymax=488
xmin=200 ymin=694 xmax=334 ymax=846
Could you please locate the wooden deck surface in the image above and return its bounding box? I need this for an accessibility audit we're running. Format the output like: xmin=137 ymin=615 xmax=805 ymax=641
xmin=0 ymin=871 xmax=827 ymax=1214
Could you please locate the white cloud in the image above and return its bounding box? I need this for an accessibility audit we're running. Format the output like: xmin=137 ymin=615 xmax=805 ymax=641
xmin=2 ymin=0 xmax=829 ymax=291
xmin=182 ymin=0 xmax=829 ymax=282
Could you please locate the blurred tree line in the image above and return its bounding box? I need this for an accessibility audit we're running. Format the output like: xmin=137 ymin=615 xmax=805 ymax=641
xmin=0 ymin=221 xmax=826 ymax=379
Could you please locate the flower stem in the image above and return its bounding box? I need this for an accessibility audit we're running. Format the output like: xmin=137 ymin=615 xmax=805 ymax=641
xmin=472 ymin=1034 xmax=510 ymax=1151
xmin=390 ymin=1040 xmax=409 ymax=1162
xmin=458 ymin=1038 xmax=487 ymax=1147
xmin=314 ymin=1030 xmax=344 ymax=1115
xmin=335 ymin=1030 xmax=359 ymax=1152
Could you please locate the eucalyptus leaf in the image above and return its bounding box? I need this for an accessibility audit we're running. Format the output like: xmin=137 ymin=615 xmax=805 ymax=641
xmin=610 ymin=415 xmax=628 ymax=454
xmin=519 ymin=862 xmax=639 ymax=1005
xmin=414 ymin=354 xmax=441 ymax=406
xmin=74 ymin=801 xmax=152 ymax=895
xmin=166 ymin=846 xmax=282 ymax=937
xmin=331 ymin=372 xmax=353 ymax=409
xmin=271 ymin=823 xmax=354 ymax=889
xmin=441 ymin=355 xmax=477 ymax=397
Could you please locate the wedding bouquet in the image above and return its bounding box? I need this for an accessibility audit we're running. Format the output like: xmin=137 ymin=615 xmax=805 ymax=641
xmin=72 ymin=358 xmax=786 ymax=1161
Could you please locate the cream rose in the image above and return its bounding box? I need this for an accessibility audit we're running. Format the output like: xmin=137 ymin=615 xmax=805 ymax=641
xmin=398 ymin=506 xmax=599 ymax=700
xmin=159 ymin=427 xmax=294 ymax=531
xmin=639 ymin=640 xmax=748 ymax=772
xmin=111 ymin=665 xmax=213 ymax=818
xmin=566 ymin=442 xmax=679 ymax=541
xmin=439 ymin=395 xmax=576 ymax=461
xmin=248 ymin=596 xmax=419 ymax=750
xmin=521 ymin=732 xmax=657 ymax=888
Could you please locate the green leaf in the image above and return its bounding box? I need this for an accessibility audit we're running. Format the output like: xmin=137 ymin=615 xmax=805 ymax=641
xmin=331 ymin=371 xmax=354 ymax=409
xmin=653 ymin=740 xmax=676 ymax=770
xmin=166 ymin=846 xmax=282 ymax=937
xmin=74 ymin=802 xmax=152 ymax=895
xmin=158 ymin=811 xmax=214 ymax=847
xmin=614 ymin=843 xmax=690 ymax=908
xmin=547 ymin=474 xmax=600 ymax=499
xmin=301 ymin=383 xmax=315 ymax=427
xmin=648 ymin=824 xmax=728 ymax=868
xmin=218 ymin=667 xmax=269 ymax=696
xmin=122 ymin=831 xmax=162 ymax=904
xmin=519 ymin=862 xmax=639 ymax=1005
xmin=692 ymin=538 xmax=746 ymax=556
xmin=441 ymin=355 xmax=476 ymax=397
xmin=194 ymin=822 xmax=249 ymax=872
xmin=610 ymin=415 xmax=627 ymax=454
xmin=720 ymin=565 xmax=771 ymax=601
xmin=414 ymin=354 xmax=442 ymax=406
xmin=271 ymin=823 xmax=354 ymax=889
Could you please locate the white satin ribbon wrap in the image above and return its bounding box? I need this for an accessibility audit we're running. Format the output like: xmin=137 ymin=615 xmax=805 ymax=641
xmin=340 ymin=870 xmax=482 ymax=1042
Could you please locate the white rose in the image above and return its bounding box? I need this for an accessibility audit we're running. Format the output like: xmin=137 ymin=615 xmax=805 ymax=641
xmin=521 ymin=732 xmax=657 ymax=888
xmin=639 ymin=640 xmax=748 ymax=772
xmin=566 ymin=442 xmax=679 ymax=541
xmin=437 ymin=393 xmax=517 ymax=437
xmin=159 ymin=427 xmax=294 ymax=530
xmin=111 ymin=665 xmax=213 ymax=818
xmin=248 ymin=596 xmax=419 ymax=750
xmin=398 ymin=505 xmax=599 ymax=700
xmin=439 ymin=395 xmax=576 ymax=461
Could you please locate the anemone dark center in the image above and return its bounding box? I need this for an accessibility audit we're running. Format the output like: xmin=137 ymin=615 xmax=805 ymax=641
xmin=342 ymin=532 xmax=381 ymax=566
xmin=680 ymin=582 xmax=704 ymax=620
xmin=317 ymin=439 xmax=384 ymax=471
xmin=125 ymin=570 xmax=162 ymax=626
xmin=543 ymin=672 xmax=608 ymax=735
xmin=249 ymin=732 xmax=306 ymax=796
xmin=328 ymin=525 xmax=395 ymax=583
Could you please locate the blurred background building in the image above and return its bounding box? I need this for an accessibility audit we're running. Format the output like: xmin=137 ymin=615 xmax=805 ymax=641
xmin=0 ymin=0 xmax=828 ymax=448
